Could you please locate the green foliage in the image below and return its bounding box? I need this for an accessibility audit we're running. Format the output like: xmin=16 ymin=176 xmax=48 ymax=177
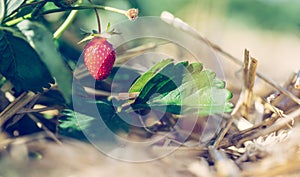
xmin=0 ymin=29 xmax=54 ymax=92
xmin=129 ymin=59 xmax=233 ymax=116
xmin=4 ymin=0 xmax=26 ymax=17
xmin=17 ymin=20 xmax=73 ymax=103
xmin=129 ymin=59 xmax=188 ymax=105
xmin=129 ymin=59 xmax=173 ymax=93
xmin=96 ymin=100 xmax=130 ymax=134
xmin=59 ymin=109 xmax=95 ymax=140
xmin=0 ymin=0 xmax=235 ymax=139
xmin=59 ymin=101 xmax=130 ymax=140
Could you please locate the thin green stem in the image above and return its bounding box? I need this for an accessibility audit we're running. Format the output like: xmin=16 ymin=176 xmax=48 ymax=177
xmin=4 ymin=13 xmax=32 ymax=26
xmin=4 ymin=5 xmax=128 ymax=27
xmin=53 ymin=0 xmax=83 ymax=40
xmin=40 ymin=5 xmax=128 ymax=16
xmin=103 ymin=6 xmax=128 ymax=15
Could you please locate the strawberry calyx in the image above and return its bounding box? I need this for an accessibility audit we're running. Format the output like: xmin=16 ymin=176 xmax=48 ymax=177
xmin=78 ymin=29 xmax=120 ymax=45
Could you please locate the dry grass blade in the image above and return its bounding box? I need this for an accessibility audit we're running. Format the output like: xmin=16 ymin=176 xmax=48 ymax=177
xmin=295 ymin=69 xmax=300 ymax=89
xmin=244 ymin=57 xmax=257 ymax=118
xmin=0 ymin=92 xmax=36 ymax=128
xmin=219 ymin=108 xmax=300 ymax=148
xmin=214 ymin=50 xmax=257 ymax=147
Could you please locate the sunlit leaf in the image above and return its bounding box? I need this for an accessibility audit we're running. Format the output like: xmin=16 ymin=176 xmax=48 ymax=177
xmin=129 ymin=58 xmax=173 ymax=93
xmin=128 ymin=59 xmax=233 ymax=116
xmin=136 ymin=61 xmax=187 ymax=102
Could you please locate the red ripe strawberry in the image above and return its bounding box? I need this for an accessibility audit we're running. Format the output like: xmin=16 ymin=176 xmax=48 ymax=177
xmin=83 ymin=37 xmax=116 ymax=80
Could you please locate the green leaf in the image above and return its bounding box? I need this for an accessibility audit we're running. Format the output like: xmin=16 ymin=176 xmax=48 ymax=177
xmin=149 ymin=86 xmax=233 ymax=116
xmin=59 ymin=109 xmax=95 ymax=141
xmin=128 ymin=59 xmax=233 ymax=116
xmin=59 ymin=109 xmax=94 ymax=130
xmin=3 ymin=1 xmax=34 ymax=25
xmin=136 ymin=61 xmax=188 ymax=102
xmin=59 ymin=101 xmax=130 ymax=140
xmin=4 ymin=0 xmax=26 ymax=17
xmin=0 ymin=0 xmax=5 ymax=23
xmin=106 ymin=22 xmax=111 ymax=32
xmin=17 ymin=20 xmax=73 ymax=103
xmin=95 ymin=101 xmax=130 ymax=133
xmin=0 ymin=29 xmax=54 ymax=92
xmin=129 ymin=58 xmax=173 ymax=93
xmin=150 ymin=64 xmax=232 ymax=116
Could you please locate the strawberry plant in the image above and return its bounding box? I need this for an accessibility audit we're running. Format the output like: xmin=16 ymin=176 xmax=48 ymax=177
xmin=1 ymin=2 xmax=300 ymax=176
xmin=0 ymin=0 xmax=138 ymax=136
xmin=0 ymin=0 xmax=232 ymax=143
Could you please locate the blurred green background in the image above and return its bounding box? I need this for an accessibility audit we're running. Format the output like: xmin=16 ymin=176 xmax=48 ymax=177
xmin=129 ymin=0 xmax=300 ymax=33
